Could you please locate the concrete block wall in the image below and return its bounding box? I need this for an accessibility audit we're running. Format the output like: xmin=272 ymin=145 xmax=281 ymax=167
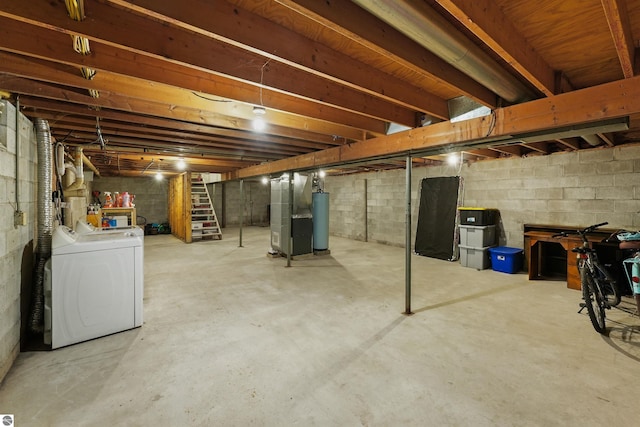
xmin=462 ymin=145 xmax=640 ymax=246
xmin=325 ymin=175 xmax=367 ymax=241
xmin=324 ymin=144 xmax=640 ymax=250
xmin=214 ymin=181 xmax=270 ymax=227
xmin=0 ymin=100 xmax=37 ymax=383
xmin=92 ymin=176 xmax=169 ymax=225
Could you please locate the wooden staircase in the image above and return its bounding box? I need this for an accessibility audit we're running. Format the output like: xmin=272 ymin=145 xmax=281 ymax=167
xmin=190 ymin=174 xmax=222 ymax=241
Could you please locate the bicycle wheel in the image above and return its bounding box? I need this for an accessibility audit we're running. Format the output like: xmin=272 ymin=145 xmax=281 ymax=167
xmin=599 ymin=267 xmax=621 ymax=307
xmin=582 ymin=271 xmax=607 ymax=334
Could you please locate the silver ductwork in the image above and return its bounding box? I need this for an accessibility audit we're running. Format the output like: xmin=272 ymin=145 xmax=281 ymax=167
xmin=581 ymin=134 xmax=602 ymax=147
xmin=30 ymin=118 xmax=54 ymax=333
xmin=351 ymin=0 xmax=536 ymax=103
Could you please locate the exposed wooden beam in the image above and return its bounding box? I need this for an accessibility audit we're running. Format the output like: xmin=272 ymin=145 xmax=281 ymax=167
xmin=39 ymin=113 xmax=334 ymax=152
xmin=491 ymin=145 xmax=522 ymax=157
xmin=230 ymin=75 xmax=640 ymax=179
xmin=274 ymin=0 xmax=497 ymax=107
xmin=0 ymin=18 xmax=383 ymax=136
xmin=555 ymin=138 xmax=581 ymax=150
xmin=83 ymin=150 xmax=255 ymax=170
xmin=521 ymin=142 xmax=549 ymax=154
xmin=1 ymin=73 xmax=370 ymax=143
xmin=18 ymin=96 xmax=343 ymax=146
xmin=0 ymin=2 xmax=415 ymax=127
xmin=601 ymin=0 xmax=636 ymax=78
xmin=464 ymin=149 xmax=500 ymax=158
xmin=108 ymin=0 xmax=449 ymax=120
xmin=597 ymin=132 xmax=616 ymax=147
xmin=51 ymin=126 xmax=309 ymax=157
xmin=436 ymin=0 xmax=556 ymax=96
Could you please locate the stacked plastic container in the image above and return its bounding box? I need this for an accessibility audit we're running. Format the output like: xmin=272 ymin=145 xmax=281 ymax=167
xmin=458 ymin=207 xmax=497 ymax=270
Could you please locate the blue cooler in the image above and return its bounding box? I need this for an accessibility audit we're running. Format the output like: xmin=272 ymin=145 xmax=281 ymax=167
xmin=488 ymin=246 xmax=523 ymax=274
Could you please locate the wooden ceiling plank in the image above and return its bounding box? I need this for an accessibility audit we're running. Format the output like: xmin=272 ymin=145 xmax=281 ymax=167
xmin=464 ymin=148 xmax=499 ymax=158
xmin=33 ymin=107 xmax=336 ymax=151
xmin=0 ymin=18 xmax=382 ymax=136
xmin=436 ymin=0 xmax=555 ymax=96
xmin=55 ymin=130 xmax=306 ymax=159
xmin=231 ymin=74 xmax=640 ymax=178
xmin=274 ymin=0 xmax=497 ymax=107
xmin=0 ymin=72 xmax=368 ymax=143
xmin=0 ymin=2 xmax=415 ymax=127
xmin=597 ymin=132 xmax=616 ymax=146
xmin=66 ymin=133 xmax=285 ymax=161
xmin=51 ymin=125 xmax=309 ymax=157
xmin=520 ymin=141 xmax=549 ymax=154
xmin=82 ymin=151 xmax=254 ymax=168
xmin=490 ymin=145 xmax=522 ymax=156
xmin=18 ymin=96 xmax=344 ymax=146
xmin=554 ymin=138 xmax=581 ymax=150
xmin=108 ymin=0 xmax=450 ymax=120
xmin=600 ymin=0 xmax=635 ymax=78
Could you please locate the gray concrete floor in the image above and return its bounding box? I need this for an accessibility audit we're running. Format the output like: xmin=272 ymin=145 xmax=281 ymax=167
xmin=2 ymin=226 xmax=640 ymax=426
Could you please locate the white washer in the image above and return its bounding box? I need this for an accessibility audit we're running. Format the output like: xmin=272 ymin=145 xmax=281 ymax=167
xmin=44 ymin=225 xmax=144 ymax=349
xmin=75 ymin=220 xmax=142 ymax=236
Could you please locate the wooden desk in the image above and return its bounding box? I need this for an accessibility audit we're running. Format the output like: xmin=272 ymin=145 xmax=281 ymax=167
xmin=524 ymin=224 xmax=618 ymax=290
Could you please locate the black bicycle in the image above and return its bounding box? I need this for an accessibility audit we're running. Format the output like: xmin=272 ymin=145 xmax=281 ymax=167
xmin=555 ymin=222 xmax=620 ymax=334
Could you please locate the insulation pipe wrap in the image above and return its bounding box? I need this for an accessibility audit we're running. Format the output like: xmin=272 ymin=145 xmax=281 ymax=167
xmin=30 ymin=118 xmax=53 ymax=333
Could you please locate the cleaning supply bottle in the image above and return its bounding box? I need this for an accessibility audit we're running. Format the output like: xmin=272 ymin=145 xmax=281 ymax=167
xmin=122 ymin=192 xmax=130 ymax=208
xmin=104 ymin=192 xmax=113 ymax=208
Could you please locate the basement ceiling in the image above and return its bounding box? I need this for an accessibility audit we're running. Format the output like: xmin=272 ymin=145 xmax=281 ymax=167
xmin=1 ymin=0 xmax=639 ymax=178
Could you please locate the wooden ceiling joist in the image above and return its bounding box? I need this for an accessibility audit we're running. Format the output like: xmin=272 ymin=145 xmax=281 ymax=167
xmin=0 ymin=2 xmax=417 ymax=128
xmin=600 ymin=0 xmax=636 ymax=78
xmin=435 ymin=0 xmax=555 ymax=96
xmin=231 ymin=74 xmax=640 ymax=179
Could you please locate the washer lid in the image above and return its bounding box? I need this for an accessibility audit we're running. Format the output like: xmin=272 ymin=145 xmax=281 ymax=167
xmin=53 ymin=231 xmax=143 ymax=255
xmin=52 ymin=226 xmax=78 ymax=250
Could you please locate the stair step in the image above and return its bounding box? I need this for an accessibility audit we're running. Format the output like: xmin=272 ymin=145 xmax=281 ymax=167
xmin=190 ymin=174 xmax=222 ymax=242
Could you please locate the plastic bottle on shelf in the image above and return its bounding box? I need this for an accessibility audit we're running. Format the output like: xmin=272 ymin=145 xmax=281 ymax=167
xmin=104 ymin=192 xmax=113 ymax=208
xmin=122 ymin=192 xmax=130 ymax=208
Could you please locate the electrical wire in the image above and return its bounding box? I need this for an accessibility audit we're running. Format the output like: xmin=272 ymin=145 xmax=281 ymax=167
xmin=94 ymin=116 xmax=106 ymax=148
xmin=81 ymin=67 xmax=97 ymax=80
xmin=259 ymin=58 xmax=272 ymax=107
xmin=192 ymin=92 xmax=232 ymax=102
xmin=65 ymin=0 xmax=84 ymax=20
xmin=71 ymin=35 xmax=91 ymax=55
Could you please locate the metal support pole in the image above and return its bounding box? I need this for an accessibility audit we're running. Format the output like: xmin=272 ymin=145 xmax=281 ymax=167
xmin=287 ymin=172 xmax=293 ymax=267
xmin=239 ymin=179 xmax=244 ymax=247
xmin=404 ymin=156 xmax=413 ymax=315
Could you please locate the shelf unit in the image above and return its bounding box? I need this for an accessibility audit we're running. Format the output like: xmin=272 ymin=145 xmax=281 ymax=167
xmin=101 ymin=207 xmax=136 ymax=227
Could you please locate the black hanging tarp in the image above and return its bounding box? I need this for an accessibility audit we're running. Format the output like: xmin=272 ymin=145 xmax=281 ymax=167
xmin=415 ymin=176 xmax=460 ymax=260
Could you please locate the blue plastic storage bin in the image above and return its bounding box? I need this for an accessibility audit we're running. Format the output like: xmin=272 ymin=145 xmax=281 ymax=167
xmin=488 ymin=246 xmax=523 ymax=274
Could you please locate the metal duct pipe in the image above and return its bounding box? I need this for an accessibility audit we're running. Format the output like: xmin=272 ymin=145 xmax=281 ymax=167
xmin=351 ymin=0 xmax=536 ymax=103
xmin=581 ymin=134 xmax=602 ymax=146
xmin=30 ymin=118 xmax=54 ymax=333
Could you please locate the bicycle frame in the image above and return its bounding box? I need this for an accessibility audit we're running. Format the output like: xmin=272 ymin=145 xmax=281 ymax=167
xmin=558 ymin=222 xmax=620 ymax=334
